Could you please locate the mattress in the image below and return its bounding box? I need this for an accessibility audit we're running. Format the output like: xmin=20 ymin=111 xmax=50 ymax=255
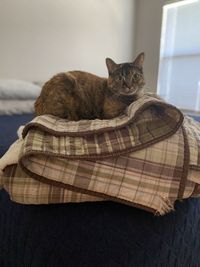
xmin=0 ymin=114 xmax=200 ymax=267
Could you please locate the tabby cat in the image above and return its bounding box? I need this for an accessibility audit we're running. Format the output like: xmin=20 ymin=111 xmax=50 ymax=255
xmin=34 ymin=52 xmax=145 ymax=120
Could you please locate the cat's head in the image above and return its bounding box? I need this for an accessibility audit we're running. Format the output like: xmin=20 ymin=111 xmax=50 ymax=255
xmin=106 ymin=52 xmax=145 ymax=97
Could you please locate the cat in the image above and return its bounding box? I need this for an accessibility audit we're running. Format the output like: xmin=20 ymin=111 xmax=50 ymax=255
xmin=34 ymin=52 xmax=145 ymax=120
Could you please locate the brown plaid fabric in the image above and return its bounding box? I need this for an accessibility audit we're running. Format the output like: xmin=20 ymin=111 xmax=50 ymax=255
xmin=1 ymin=95 xmax=200 ymax=215
xmin=1 ymin=164 xmax=102 ymax=204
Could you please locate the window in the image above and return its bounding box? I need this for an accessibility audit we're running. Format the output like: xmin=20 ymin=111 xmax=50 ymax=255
xmin=157 ymin=0 xmax=200 ymax=113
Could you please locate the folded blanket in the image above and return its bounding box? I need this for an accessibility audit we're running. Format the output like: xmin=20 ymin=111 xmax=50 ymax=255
xmin=1 ymin=94 xmax=200 ymax=215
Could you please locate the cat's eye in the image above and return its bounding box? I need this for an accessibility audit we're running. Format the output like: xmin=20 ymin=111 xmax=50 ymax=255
xmin=133 ymin=73 xmax=140 ymax=80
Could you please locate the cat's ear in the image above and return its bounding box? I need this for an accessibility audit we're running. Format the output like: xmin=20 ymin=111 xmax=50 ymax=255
xmin=133 ymin=52 xmax=145 ymax=69
xmin=106 ymin=58 xmax=118 ymax=74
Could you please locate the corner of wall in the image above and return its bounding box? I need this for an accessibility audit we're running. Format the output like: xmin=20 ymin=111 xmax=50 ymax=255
xmin=134 ymin=0 xmax=165 ymax=92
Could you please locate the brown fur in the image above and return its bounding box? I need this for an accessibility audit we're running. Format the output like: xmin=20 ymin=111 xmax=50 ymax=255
xmin=35 ymin=53 xmax=145 ymax=120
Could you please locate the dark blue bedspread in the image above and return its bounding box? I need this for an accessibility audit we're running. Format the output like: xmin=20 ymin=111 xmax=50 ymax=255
xmin=0 ymin=114 xmax=200 ymax=267
xmin=1 ymin=190 xmax=200 ymax=267
xmin=0 ymin=114 xmax=34 ymax=157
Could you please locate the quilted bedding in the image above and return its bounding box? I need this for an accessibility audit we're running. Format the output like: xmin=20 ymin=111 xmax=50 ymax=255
xmin=0 ymin=114 xmax=34 ymax=157
xmin=1 ymin=94 xmax=200 ymax=215
xmin=1 ymin=189 xmax=200 ymax=267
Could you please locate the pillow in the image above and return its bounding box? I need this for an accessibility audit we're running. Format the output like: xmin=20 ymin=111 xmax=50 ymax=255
xmin=0 ymin=79 xmax=41 ymax=100
xmin=0 ymin=100 xmax=35 ymax=115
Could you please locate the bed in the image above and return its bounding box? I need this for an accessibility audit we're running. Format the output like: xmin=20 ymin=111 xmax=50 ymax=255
xmin=0 ymin=114 xmax=34 ymax=157
xmin=1 ymin=82 xmax=200 ymax=266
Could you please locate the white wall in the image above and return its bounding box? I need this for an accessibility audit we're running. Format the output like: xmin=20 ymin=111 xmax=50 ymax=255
xmin=0 ymin=0 xmax=135 ymax=82
xmin=135 ymin=0 xmax=166 ymax=92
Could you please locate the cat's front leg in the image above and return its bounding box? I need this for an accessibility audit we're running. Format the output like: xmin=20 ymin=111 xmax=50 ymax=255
xmin=102 ymin=97 xmax=126 ymax=119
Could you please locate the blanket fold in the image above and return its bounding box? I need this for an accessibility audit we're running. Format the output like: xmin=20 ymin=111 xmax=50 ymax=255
xmin=21 ymin=95 xmax=183 ymax=159
xmin=1 ymin=94 xmax=200 ymax=215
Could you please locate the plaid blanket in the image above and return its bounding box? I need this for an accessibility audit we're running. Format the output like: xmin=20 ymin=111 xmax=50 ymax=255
xmin=1 ymin=94 xmax=200 ymax=215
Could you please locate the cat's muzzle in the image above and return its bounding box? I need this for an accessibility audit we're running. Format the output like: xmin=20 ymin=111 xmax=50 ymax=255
xmin=121 ymin=86 xmax=138 ymax=96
